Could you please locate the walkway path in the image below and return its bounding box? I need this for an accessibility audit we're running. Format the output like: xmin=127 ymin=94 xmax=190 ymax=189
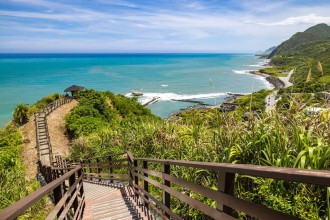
xmin=47 ymin=100 xmax=77 ymax=156
xmin=20 ymin=99 xmax=77 ymax=179
xmin=83 ymin=181 xmax=148 ymax=220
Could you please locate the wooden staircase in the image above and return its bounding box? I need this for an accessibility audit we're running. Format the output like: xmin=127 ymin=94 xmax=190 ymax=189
xmin=35 ymin=111 xmax=52 ymax=165
xmin=83 ymin=182 xmax=150 ymax=220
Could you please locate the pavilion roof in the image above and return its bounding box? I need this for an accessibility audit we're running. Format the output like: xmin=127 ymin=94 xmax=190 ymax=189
xmin=64 ymin=85 xmax=85 ymax=92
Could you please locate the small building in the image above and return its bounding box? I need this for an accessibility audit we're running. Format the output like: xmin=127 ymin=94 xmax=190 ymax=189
xmin=304 ymin=107 xmax=327 ymax=116
xmin=64 ymin=85 xmax=85 ymax=96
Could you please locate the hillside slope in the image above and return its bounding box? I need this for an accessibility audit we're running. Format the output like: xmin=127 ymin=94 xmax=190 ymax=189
xmin=265 ymin=23 xmax=330 ymax=93
xmin=269 ymin=23 xmax=330 ymax=57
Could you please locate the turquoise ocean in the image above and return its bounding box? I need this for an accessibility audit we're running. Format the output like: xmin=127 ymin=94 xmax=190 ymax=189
xmin=0 ymin=54 xmax=272 ymax=127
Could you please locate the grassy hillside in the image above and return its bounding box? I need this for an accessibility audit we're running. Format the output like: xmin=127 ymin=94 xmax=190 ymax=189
xmin=0 ymin=125 xmax=50 ymax=219
xmin=270 ymin=23 xmax=330 ymax=57
xmin=264 ymin=24 xmax=330 ymax=93
xmin=0 ymin=94 xmax=68 ymax=217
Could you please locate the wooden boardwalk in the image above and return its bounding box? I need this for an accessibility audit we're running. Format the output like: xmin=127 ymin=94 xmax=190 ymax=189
xmin=83 ymin=181 xmax=151 ymax=220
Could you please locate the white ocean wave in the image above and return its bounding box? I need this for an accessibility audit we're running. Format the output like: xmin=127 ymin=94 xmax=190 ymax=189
xmin=232 ymin=70 xmax=253 ymax=75
xmin=246 ymin=59 xmax=270 ymax=67
xmin=232 ymin=70 xmax=274 ymax=89
xmin=252 ymin=75 xmax=274 ymax=89
xmin=161 ymin=84 xmax=168 ymax=87
xmin=126 ymin=92 xmax=229 ymax=105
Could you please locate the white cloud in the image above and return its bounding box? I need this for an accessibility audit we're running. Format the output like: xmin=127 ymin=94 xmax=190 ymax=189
xmin=95 ymin=0 xmax=137 ymax=8
xmin=258 ymin=14 xmax=330 ymax=26
xmin=185 ymin=1 xmax=206 ymax=10
xmin=1 ymin=1 xmax=330 ymax=52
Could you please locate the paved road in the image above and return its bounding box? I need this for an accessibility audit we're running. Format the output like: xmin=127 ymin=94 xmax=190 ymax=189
xmin=265 ymin=90 xmax=278 ymax=112
xmin=265 ymin=69 xmax=294 ymax=112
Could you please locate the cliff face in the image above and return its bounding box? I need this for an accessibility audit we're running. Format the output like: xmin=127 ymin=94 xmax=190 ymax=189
xmin=269 ymin=23 xmax=330 ymax=58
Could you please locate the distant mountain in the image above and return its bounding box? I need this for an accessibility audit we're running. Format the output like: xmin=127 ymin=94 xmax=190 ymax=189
xmin=269 ymin=23 xmax=330 ymax=58
xmin=263 ymin=46 xmax=277 ymax=54
xmin=256 ymin=46 xmax=277 ymax=55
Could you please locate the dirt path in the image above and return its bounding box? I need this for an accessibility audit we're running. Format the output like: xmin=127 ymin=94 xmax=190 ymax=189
xmin=47 ymin=100 xmax=78 ymax=157
xmin=20 ymin=117 xmax=38 ymax=180
xmin=20 ymin=100 xmax=77 ymax=180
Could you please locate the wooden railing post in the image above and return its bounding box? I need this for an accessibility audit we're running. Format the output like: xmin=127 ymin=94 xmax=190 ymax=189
xmin=127 ymin=152 xmax=134 ymax=188
xmin=80 ymin=160 xmax=86 ymax=179
xmin=143 ymin=161 xmax=149 ymax=208
xmin=78 ymin=168 xmax=84 ymax=196
xmin=61 ymin=169 xmax=66 ymax=194
xmin=96 ymin=158 xmax=101 ymax=181
xmin=69 ymin=170 xmax=78 ymax=212
xmin=88 ymin=159 xmax=92 ymax=180
xmin=217 ymin=171 xmax=235 ymax=216
xmin=53 ymin=184 xmax=63 ymax=217
xmin=134 ymin=160 xmax=139 ymax=200
xmin=46 ymin=166 xmax=52 ymax=183
xmin=163 ymin=164 xmax=171 ymax=218
xmin=109 ymin=156 xmax=113 ymax=183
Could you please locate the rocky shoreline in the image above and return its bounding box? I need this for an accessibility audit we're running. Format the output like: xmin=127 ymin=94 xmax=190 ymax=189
xmin=248 ymin=70 xmax=285 ymax=89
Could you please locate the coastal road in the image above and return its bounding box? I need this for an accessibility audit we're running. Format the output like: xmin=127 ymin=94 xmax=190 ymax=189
xmin=265 ymin=69 xmax=294 ymax=112
xmin=265 ymin=90 xmax=278 ymax=112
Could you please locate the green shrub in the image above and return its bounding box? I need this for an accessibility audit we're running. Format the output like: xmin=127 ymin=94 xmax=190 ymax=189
xmin=13 ymin=103 xmax=29 ymax=125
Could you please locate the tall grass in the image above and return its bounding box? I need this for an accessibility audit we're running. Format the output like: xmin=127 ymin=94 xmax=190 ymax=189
xmin=67 ymin=90 xmax=329 ymax=219
xmin=0 ymin=125 xmax=50 ymax=219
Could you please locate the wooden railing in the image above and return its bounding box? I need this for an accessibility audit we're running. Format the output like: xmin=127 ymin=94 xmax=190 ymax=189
xmin=127 ymin=153 xmax=330 ymax=220
xmin=1 ymin=151 xmax=329 ymax=220
xmin=34 ymin=96 xmax=72 ymax=165
xmin=80 ymin=152 xmax=129 ymax=183
xmin=1 ymin=165 xmax=85 ymax=220
xmin=34 ymin=96 xmax=72 ymax=118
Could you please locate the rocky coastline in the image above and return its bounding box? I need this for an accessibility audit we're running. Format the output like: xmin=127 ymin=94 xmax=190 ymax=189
xmin=248 ymin=70 xmax=285 ymax=89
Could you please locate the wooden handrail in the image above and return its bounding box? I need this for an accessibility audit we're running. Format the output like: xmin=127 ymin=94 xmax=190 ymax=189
xmin=80 ymin=152 xmax=126 ymax=161
xmin=131 ymin=157 xmax=330 ymax=219
xmin=134 ymin=157 xmax=330 ymax=186
xmin=0 ymin=166 xmax=83 ymax=220
xmin=34 ymin=97 xmax=72 ymax=166
xmin=2 ymin=150 xmax=329 ymax=220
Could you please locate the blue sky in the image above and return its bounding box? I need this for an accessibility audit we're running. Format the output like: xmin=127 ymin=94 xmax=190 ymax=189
xmin=0 ymin=0 xmax=330 ymax=53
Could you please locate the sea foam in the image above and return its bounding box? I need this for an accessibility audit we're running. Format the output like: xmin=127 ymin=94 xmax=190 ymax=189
xmin=126 ymin=92 xmax=228 ymax=105
xmin=232 ymin=70 xmax=253 ymax=75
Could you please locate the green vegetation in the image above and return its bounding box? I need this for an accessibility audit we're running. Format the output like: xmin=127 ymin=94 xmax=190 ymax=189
xmin=259 ymin=67 xmax=288 ymax=77
xmin=0 ymin=125 xmax=50 ymax=219
xmin=3 ymin=23 xmax=329 ymax=219
xmin=12 ymin=93 xmax=63 ymax=126
xmin=66 ymin=90 xmax=329 ymax=219
xmin=270 ymin=23 xmax=330 ymax=58
xmin=1 ymin=93 xmax=63 ymax=217
xmin=13 ymin=103 xmax=29 ymax=125
xmin=233 ymin=89 xmax=272 ymax=113
xmin=65 ymin=89 xmax=158 ymax=139
xmin=268 ymin=24 xmax=330 ymax=93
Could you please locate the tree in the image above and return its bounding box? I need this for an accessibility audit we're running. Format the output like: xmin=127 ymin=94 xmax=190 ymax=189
xmin=13 ymin=103 xmax=29 ymax=125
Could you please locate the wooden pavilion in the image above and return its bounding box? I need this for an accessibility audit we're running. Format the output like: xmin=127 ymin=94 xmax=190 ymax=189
xmin=64 ymin=85 xmax=85 ymax=96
